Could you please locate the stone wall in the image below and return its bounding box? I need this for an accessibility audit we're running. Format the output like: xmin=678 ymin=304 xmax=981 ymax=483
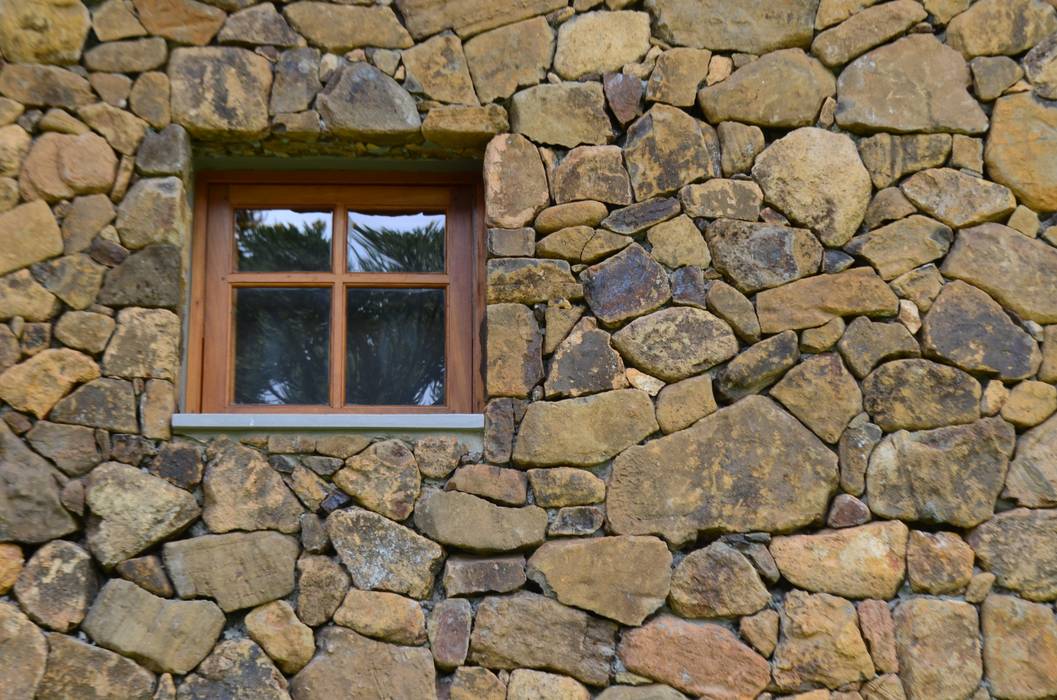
xmin=2 ymin=0 xmax=1057 ymax=698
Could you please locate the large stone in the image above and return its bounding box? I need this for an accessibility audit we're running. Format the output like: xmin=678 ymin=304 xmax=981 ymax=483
xmin=554 ymin=11 xmax=650 ymax=80
xmin=469 ymin=592 xmax=617 ymax=686
xmin=836 ymin=35 xmax=988 ymax=134
xmin=14 ymin=541 xmax=96 ymax=633
xmin=290 ymin=627 xmax=436 ymax=699
xmin=624 ymin=103 xmax=717 ymax=201
xmin=415 ymin=489 xmax=545 ymax=553
xmin=608 ymin=396 xmax=838 ymax=546
xmin=770 ymin=521 xmax=908 ymax=599
xmin=544 ymin=320 xmax=627 ymax=399
xmin=946 ymin=0 xmax=1057 ymax=58
xmin=868 ymin=417 xmax=1015 ymax=527
xmin=421 ymin=104 xmax=508 ymax=147
xmin=169 ymin=47 xmax=271 ymax=138
xmin=37 ymin=633 xmax=156 ymax=700
xmin=0 ymin=348 xmax=99 ymax=419
xmin=486 ymin=303 xmax=543 ymax=398
xmin=894 ymin=599 xmax=982 ymax=700
xmin=0 ymin=64 xmax=93 ymax=109
xmin=619 ymin=614 xmax=769 ymax=698
xmin=50 ymin=378 xmax=138 ymax=433
xmin=393 ymin=0 xmax=566 ymax=39
xmin=102 ymin=307 xmax=180 ymax=381
xmin=527 ymin=536 xmax=672 ymax=626
xmin=84 ymin=37 xmax=167 ymax=73
xmin=706 ymin=219 xmax=821 ymax=293
xmin=218 ymin=4 xmax=300 ymax=47
xmin=1005 ymin=415 xmax=1057 ymax=508
xmin=284 ymin=2 xmax=410 ymax=51
xmin=968 ymin=508 xmax=1057 ymax=601
xmin=647 ymin=47 xmax=713 ymax=107
xmin=77 ymin=102 xmax=147 ymax=156
xmin=510 ymin=83 xmax=611 ymax=148
xmin=581 ymin=245 xmax=670 ymax=326
xmin=31 ymin=254 xmax=105 ymax=310
xmin=770 ymin=353 xmax=862 ymax=443
xmin=484 ymin=135 xmax=549 ymax=229
xmin=401 ymin=33 xmax=476 ymax=105
xmin=0 ymin=0 xmax=90 ymax=64
xmin=133 ymin=0 xmax=224 ymax=45
xmin=202 ymin=439 xmax=303 ymax=534
xmin=0 ymin=270 xmax=60 ymax=322
xmin=97 ymin=245 xmax=182 ymax=308
xmin=177 ymin=639 xmax=289 ymax=700
xmin=512 ymin=389 xmax=658 ymax=467
xmin=862 ymin=358 xmax=981 ymax=431
xmin=752 ymin=127 xmax=871 ymax=247
xmin=0 ymin=421 xmax=77 ymax=544
xmin=900 ymin=168 xmax=1015 ymax=229
xmin=333 ymin=439 xmax=420 ymax=521
xmin=601 ymin=198 xmax=681 ymax=236
xmin=463 ymin=17 xmax=554 ymax=103
xmin=699 ymin=49 xmax=834 ymax=129
xmin=811 ymin=0 xmax=927 ymax=67
xmin=82 ymin=579 xmax=224 ymax=674
xmin=646 ymin=0 xmax=816 ymax=53
xmin=0 ymin=200 xmax=63 ymax=276
xmin=326 ymin=508 xmax=443 ymax=599
xmin=552 ymin=146 xmax=632 ymax=206
xmin=0 ymin=602 xmax=47 ymax=699
xmin=115 ymin=177 xmax=188 ymax=250
xmin=982 ymin=594 xmax=1057 ymax=700
xmin=25 ymin=421 xmax=102 ymax=477
xmin=164 ymin=531 xmax=299 ymax=612
xmin=985 ymin=94 xmax=1057 ymax=212
xmin=317 ymin=62 xmax=420 ymax=144
xmin=846 ymin=216 xmax=952 ymax=280
xmin=668 ymin=541 xmax=770 ymax=619
xmin=772 ymin=591 xmax=875 ymax=690
xmin=245 ymin=600 xmax=314 ymax=675
xmin=487 ymin=258 xmax=581 ymax=305
xmin=756 ymin=268 xmax=899 ymax=334
xmin=857 ymin=133 xmax=952 ymax=189
xmin=612 ymin=307 xmax=737 ymax=382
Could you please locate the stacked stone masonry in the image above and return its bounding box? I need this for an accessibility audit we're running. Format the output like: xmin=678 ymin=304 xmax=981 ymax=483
xmin=4 ymin=0 xmax=1057 ymax=698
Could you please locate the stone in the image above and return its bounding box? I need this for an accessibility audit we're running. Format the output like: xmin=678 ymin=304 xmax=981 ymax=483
xmin=295 ymin=555 xmax=348 ymax=627
xmin=718 ymin=121 xmax=765 ymax=176
xmin=646 ymin=0 xmax=817 ymax=53
xmin=51 ymin=378 xmax=137 ymax=433
xmin=0 ymin=348 xmax=99 ymax=419
xmin=946 ymin=0 xmax=1057 ymax=58
xmin=581 ymin=245 xmax=670 ymax=325
xmin=82 ymin=579 xmax=224 ymax=674
xmin=894 ymin=599 xmax=982 ymax=700
xmin=868 ymin=417 xmax=1015 ymax=527
xmin=448 ymin=464 xmax=527 ymax=506
xmin=471 ymin=592 xmax=616 ymax=685
xmin=20 ymin=133 xmax=77 ymax=202
xmin=544 ymin=319 xmax=627 ymax=399
xmin=837 ymin=317 xmax=920 ymax=379
xmin=812 ymin=1 xmax=926 ymax=67
xmin=0 ymin=270 xmax=60 ymax=322
xmin=756 ymin=268 xmax=899 ymax=334
xmin=552 ymin=146 xmax=632 ymax=205
xmin=132 ymin=0 xmax=224 ymax=44
xmin=554 ymin=11 xmax=650 ymax=80
xmin=450 ymin=666 xmax=507 ymax=700
xmin=401 ymin=33 xmax=476 ymax=105
xmin=715 ymin=331 xmax=799 ymax=401
xmin=135 ymin=125 xmax=191 ymax=179
xmin=31 ymin=255 xmax=105 ymax=311
xmin=326 ymin=508 xmax=443 ymax=599
xmin=487 ymin=227 xmax=534 ymax=258
xmin=269 ymin=48 xmax=321 ymax=115
xmin=771 ymin=353 xmax=863 ymax=443
xmin=698 ymin=49 xmax=835 ymax=128
xmin=203 ymin=439 xmax=302 ymax=533
xmin=1 ymin=419 xmax=79 ymax=544
xmin=129 ymin=72 xmax=170 ymax=129
xmin=613 ymin=307 xmax=737 ymax=382
xmin=77 ymin=102 xmax=147 ymax=156
xmin=164 ymin=531 xmax=299 ymax=612
xmin=527 ymin=468 xmax=606 ymax=507
xmin=0 ymin=64 xmax=93 ymax=109
xmin=1006 ymin=414 xmax=1057 ymax=506
xmin=801 ymin=318 xmax=846 ymax=353
xmin=115 ymin=555 xmax=172 ymax=598
xmin=284 ymin=2 xmax=411 ymax=52
xmin=0 ymin=124 xmax=29 ymax=178
xmin=647 ymin=48 xmax=712 ymax=107
xmin=527 ymin=536 xmax=671 ymax=626
xmin=971 ymin=56 xmax=1023 ymax=101
xmin=0 ymin=0 xmax=90 ymax=64
xmin=486 ymin=303 xmax=543 ymax=398
xmin=507 ymin=669 xmax=589 ymax=700
xmin=969 ymin=508 xmax=1057 ymax=601
xmin=772 ymin=591 xmax=874 ymax=690
xmin=0 ymin=601 xmax=47 ymax=698
xmin=0 ymin=200 xmax=63 ymax=276
xmin=85 ymin=37 xmax=167 ymax=73
xmin=290 ymin=627 xmax=436 ymax=699
xmin=986 ymin=95 xmax=1057 ymax=213
xmin=900 ymin=169 xmax=1016 ymax=230
xmin=853 ymin=599 xmax=898 ymax=675
xmin=317 ymin=62 xmax=420 ymax=144
xmin=536 ymin=202 xmax=608 ymax=234
xmin=484 ymin=135 xmax=549 ymax=229
xmin=463 ymin=17 xmax=554 ymax=104
xmin=625 ymin=105 xmax=719 ymax=201
xmin=421 ymin=104 xmax=508 ymax=147
xmin=847 ymin=217 xmax=952 ymax=282
xmin=771 ymin=521 xmax=908 ymax=599
xmin=177 ymin=639 xmax=288 ymax=700
xmin=393 ymin=0 xmax=565 ymax=39
xmin=62 ymin=194 xmax=115 ymax=253
xmin=98 ymin=245 xmax=182 ymax=308
xmin=837 ymin=35 xmax=987 ymax=134
xmin=169 ymin=47 xmax=271 ymax=138
xmin=865 ymin=188 xmax=920 ymax=230
xmin=601 ymin=199 xmax=681 ymax=238
xmin=333 ymin=589 xmax=425 ymax=645
xmin=669 ymin=541 xmax=770 ymax=619
xmin=549 ymin=506 xmax=605 ymax=537
xmin=609 ymin=396 xmax=838 ymax=546
xmin=706 ymin=280 xmax=760 ymax=342
xmin=862 ymin=358 xmax=980 ymax=431
xmin=537 ymin=225 xmax=630 ymax=264
xmin=116 ymin=177 xmax=188 ymax=250
xmin=706 ymin=220 xmax=822 ymax=293
xmin=619 ymin=614 xmax=769 ymax=698
xmin=218 ymin=3 xmax=299 ymax=46
xmin=906 ymin=530 xmax=973 ymax=595
xmin=414 ymin=489 xmax=546 ymax=553
xmin=14 ymin=540 xmax=95 ymax=634
xmin=654 ymin=374 xmax=717 ymax=434
xmin=443 ymin=555 xmax=527 ymax=596
xmin=1026 ymin=33 xmax=1057 ymax=100
xmin=102 ymin=307 xmax=179 ymax=381
xmin=0 ymin=543 xmax=21 ymax=594
xmin=604 ymin=71 xmax=645 ymax=126
xmin=681 ymin=179 xmax=762 ymax=221
xmin=510 ymin=83 xmax=611 ymax=148
xmin=428 ymin=598 xmax=471 ymax=669
xmin=37 ymin=632 xmax=155 ymax=700
xmin=332 ymin=439 xmax=420 ymax=521
xmin=982 ymin=594 xmax=1057 ymax=700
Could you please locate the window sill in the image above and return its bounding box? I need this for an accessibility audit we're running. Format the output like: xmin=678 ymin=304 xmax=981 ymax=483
xmin=171 ymin=413 xmax=484 ymax=441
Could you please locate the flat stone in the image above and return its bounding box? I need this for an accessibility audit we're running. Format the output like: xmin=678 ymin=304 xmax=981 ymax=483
xmin=284 ymin=2 xmax=410 ymax=51
xmin=900 ymin=168 xmax=1015 ymax=229
xmin=178 ymin=639 xmax=288 ymax=700
xmin=716 ymin=121 xmax=765 ymax=176
xmin=15 ymin=541 xmax=97 ymax=632
xmin=752 ymin=127 xmax=871 ymax=247
xmin=1006 ymin=415 xmax=1057 ymax=507
xmin=771 ymin=521 xmax=908 ymax=599
xmin=0 ymin=270 xmax=60 ymax=322
xmin=619 ymin=614 xmax=770 ymax=698
xmin=62 ymin=194 xmax=115 ymax=254
xmin=647 ymin=48 xmax=712 ymax=107
xmin=85 ymin=37 xmax=167 ymax=73
xmin=333 ymin=439 xmax=420 ymax=521
xmin=0 ymin=602 xmax=47 ymax=699
xmin=552 ymin=145 xmax=632 ymax=205
xmin=554 ymin=11 xmax=651 ymax=80
xmin=451 ymin=667 xmax=507 ymax=700
xmin=527 ymin=536 xmax=672 ymax=626
xmin=269 ymin=48 xmax=321 ymax=115
xmin=402 ymin=33 xmax=476 ymax=105
xmin=447 ymin=464 xmax=525 ymax=507
xmin=115 ymin=177 xmax=188 ymax=250
xmin=868 ymin=417 xmax=1015 ymax=527
xmin=544 ymin=319 xmax=627 ymax=399
xmin=333 ymin=589 xmax=425 ymax=645
xmin=290 ymin=627 xmax=436 ymax=699
xmin=1026 ymin=31 xmax=1057 ymax=99
xmin=669 ymin=541 xmax=770 ymax=619
xmin=969 ymin=508 xmax=1057 ymax=602
xmin=527 ymin=468 xmax=606 ymax=508
xmin=982 ymin=593 xmax=1057 ymax=700
xmin=756 ymin=268 xmax=899 ymax=334
xmin=393 ymin=0 xmax=565 ymax=40
xmin=907 ymin=530 xmax=974 ymax=594
xmin=50 ymin=378 xmax=138 ymax=433
xmin=164 ymin=531 xmax=299 ymax=612
xmin=129 ymin=73 xmax=170 ymax=129
xmin=862 ymin=358 xmax=981 ymax=431
xmin=608 ymin=396 xmax=838 ymax=546
xmin=115 ymin=555 xmax=172 ymax=598
xmin=3 ymin=0 xmax=87 ymax=61
xmin=812 ymin=0 xmax=927 ymax=67
xmin=836 ymin=35 xmax=988 ymax=134
xmin=510 ymin=82 xmax=611 ymax=148
xmin=986 ymin=94 xmax=1057 ymax=212
xmin=549 ymin=506 xmax=604 ymax=537
xmin=681 ymin=179 xmax=762 ymax=221
xmin=0 ymin=348 xmax=99 ymax=419
xmin=202 ymin=439 xmax=303 ymax=534
xmin=654 ymin=374 xmax=717 ymax=434
xmin=858 ymin=133 xmax=952 ymax=189
xmin=76 ymin=103 xmax=147 ymax=156
xmin=612 ymin=307 xmax=737 ymax=382
xmin=857 ymin=598 xmax=898 ymax=674
xmin=102 ymin=307 xmax=180 ymax=381
xmin=486 ymin=303 xmax=543 ymax=398
xmin=772 ymin=591 xmax=874 ymax=690
xmin=706 ymin=280 xmax=760 ymax=342
xmin=0 ymin=200 xmax=63 ymax=276
xmin=715 ymin=330 xmax=799 ymax=402
xmin=82 ymin=579 xmax=224 ymax=674
xmin=647 ymin=0 xmax=817 ymax=53
xmin=326 ymin=507 xmax=443 ymax=599
xmin=132 ymin=0 xmax=223 ymax=44
xmin=1001 ymin=380 xmax=1057 ymax=429
xmin=647 ymin=215 xmax=710 ymax=269
xmin=581 ymin=245 xmax=671 ymax=326
xmin=601 ymin=198 xmax=681 ymax=236
xmin=507 ymin=670 xmax=589 ymax=700
xmin=469 ymin=592 xmax=617 ymax=686
xmin=295 ymin=555 xmax=348 ymax=627
xmin=317 ymin=62 xmax=420 ymax=144
xmin=414 ymin=489 xmax=546 ymax=553
xmin=624 ymin=104 xmax=718 ymax=200
xmin=947 ymin=0 xmax=1057 ymax=57
xmin=484 ymin=135 xmax=549 ymax=229
xmin=604 ymin=71 xmax=644 ymax=127
xmin=428 ymin=598 xmax=471 ymax=669
xmin=421 ymin=104 xmax=508 ymax=147
xmin=771 ymin=353 xmax=863 ymax=443
xmin=847 ymin=216 xmax=952 ymax=282
xmin=37 ymin=633 xmax=156 ymax=700
xmin=706 ymin=219 xmax=821 ymax=293
xmin=513 ymin=388 xmax=658 ymax=467
xmin=98 ymin=245 xmax=181 ymax=308
xmin=0 ymin=64 xmax=93 ymax=110
xmin=971 ymin=55 xmax=1024 ymax=101
xmin=894 ymin=599 xmax=982 ymax=700
xmin=837 ymin=316 xmax=920 ymax=379
xmin=463 ymin=17 xmax=554 ymax=104
xmin=487 ymin=227 xmax=534 ymax=258
xmin=698 ymin=49 xmax=835 ymax=128
xmin=169 ymin=47 xmax=271 ymax=138
xmin=443 ymin=555 xmax=527 ymax=597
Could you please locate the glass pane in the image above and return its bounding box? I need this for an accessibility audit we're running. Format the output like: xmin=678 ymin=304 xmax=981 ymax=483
xmin=234 ymin=288 xmax=330 ymax=405
xmin=345 ymin=288 xmax=445 ymax=406
xmin=235 ymin=209 xmax=332 ymax=271
xmin=347 ymin=211 xmax=445 ymax=273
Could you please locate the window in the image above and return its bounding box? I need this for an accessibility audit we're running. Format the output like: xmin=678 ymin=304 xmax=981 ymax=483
xmin=187 ymin=173 xmax=483 ymax=414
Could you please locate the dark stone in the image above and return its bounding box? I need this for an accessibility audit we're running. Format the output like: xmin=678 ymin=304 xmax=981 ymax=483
xmin=705 ymin=219 xmax=822 ymax=293
xmin=443 ymin=555 xmax=527 ymax=597
xmin=600 ymin=197 xmax=681 ymax=235
xmin=149 ymin=442 xmax=205 ymax=490
xmin=51 ymin=378 xmax=138 ymax=433
xmin=837 ymin=316 xmax=921 ymax=378
xmin=603 ymin=71 xmax=643 ymax=126
xmin=37 ymin=633 xmax=156 ymax=700
xmin=317 ymin=62 xmax=421 ymax=144
xmin=115 ymin=555 xmax=174 ymax=598
xmin=548 ymin=506 xmax=605 ymax=536
xmin=670 ymin=266 xmax=710 ymax=309
xmin=716 ymin=330 xmax=799 ymax=401
xmin=178 ymin=639 xmax=288 ymax=700
xmin=88 ymin=238 xmax=129 ymax=267
xmin=97 ymin=245 xmax=181 ymax=308
xmin=483 ymin=398 xmax=516 ymax=463
xmin=271 ymin=48 xmax=322 ymax=114
xmin=582 ymin=244 xmax=671 ymax=325
xmin=302 ymin=455 xmax=343 ymax=476
xmin=109 ymin=434 xmax=156 ymax=466
xmin=0 ymin=422 xmax=78 ymax=544
xmin=824 ymin=249 xmax=856 ymax=273
xmin=544 ymin=322 xmax=626 ymax=398
xmin=269 ymin=455 xmax=299 ymax=474
xmin=862 ymin=359 xmax=981 ymax=431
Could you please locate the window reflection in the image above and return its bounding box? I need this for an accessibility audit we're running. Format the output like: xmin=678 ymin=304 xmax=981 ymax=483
xmin=235 ymin=209 xmax=332 ymax=272
xmin=347 ymin=212 xmax=445 ymax=273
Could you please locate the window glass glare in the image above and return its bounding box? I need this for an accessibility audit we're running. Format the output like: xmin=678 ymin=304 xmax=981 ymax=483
xmin=235 ymin=209 xmax=332 ymax=271
xmin=347 ymin=211 xmax=445 ymax=273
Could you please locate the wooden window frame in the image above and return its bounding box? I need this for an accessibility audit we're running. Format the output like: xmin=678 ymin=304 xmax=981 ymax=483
xmin=186 ymin=171 xmax=485 ymax=415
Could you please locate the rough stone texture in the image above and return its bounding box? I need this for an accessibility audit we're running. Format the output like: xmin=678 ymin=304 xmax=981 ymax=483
xmin=1005 ymin=415 xmax=1057 ymax=508
xmin=414 ymin=489 xmax=546 ymax=553
xmin=812 ymin=0 xmax=927 ymax=67
xmin=169 ymin=47 xmax=271 ymax=138
xmin=544 ymin=319 xmax=627 ymax=399
xmin=907 ymin=530 xmax=974 ymax=594
xmin=334 ymin=439 xmax=420 ymax=521
xmin=581 ymin=245 xmax=670 ymax=326
xmin=968 ymin=508 xmax=1057 ymax=601
xmin=624 ymin=104 xmax=717 ymax=201
xmin=486 ymin=303 xmax=543 ymax=398
xmin=202 ymin=439 xmax=303 ymax=534
xmin=894 ymin=598 xmax=982 ymax=700
xmin=901 ymin=168 xmax=1015 ymax=229
xmin=647 ymin=0 xmax=818 ymax=53
xmin=554 ymin=11 xmax=650 ymax=80
xmin=401 ymin=33 xmax=476 ymax=105
xmin=552 ymin=146 xmax=632 ymax=206
xmin=756 ymin=267 xmax=899 ymax=333
xmin=484 ymin=134 xmax=549 ymax=229
xmin=982 ymin=593 xmax=1057 ymax=700
xmin=37 ymin=632 xmax=156 ymax=700
xmin=772 ymin=590 xmax=874 ymax=690
xmin=668 ymin=541 xmax=770 ymax=619
xmin=177 ymin=639 xmax=289 ymax=700
xmin=858 ymin=133 xmax=952 ymax=189
xmin=862 ymin=359 xmax=981 ymax=431
xmin=946 ymin=0 xmax=1057 ymax=58
xmin=295 ymin=555 xmax=348 ymax=627
xmin=771 ymin=353 xmax=862 ymax=443
xmin=847 ymin=216 xmax=952 ymax=281
xmin=986 ymin=94 xmax=1057 ymax=212
xmin=706 ymin=219 xmax=821 ymax=293
xmin=444 ymin=555 xmax=527 ymax=597
xmin=333 ymin=589 xmax=425 ymax=645
xmin=511 ymin=83 xmax=611 ymax=148
xmin=857 ymin=598 xmax=898 ymax=675
xmin=0 ymin=602 xmax=47 ymax=699
xmin=317 ymin=62 xmax=420 ymax=144
xmin=14 ymin=540 xmax=96 ymax=633
xmin=612 ymin=307 xmax=737 ymax=382
xmin=0 ymin=421 xmax=78 ymax=544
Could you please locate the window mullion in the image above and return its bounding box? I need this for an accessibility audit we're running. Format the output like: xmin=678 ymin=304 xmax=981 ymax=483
xmin=331 ymin=205 xmax=348 ymax=408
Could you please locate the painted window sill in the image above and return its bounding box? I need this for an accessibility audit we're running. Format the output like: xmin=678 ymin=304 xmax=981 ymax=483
xmin=171 ymin=412 xmax=484 ymax=437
